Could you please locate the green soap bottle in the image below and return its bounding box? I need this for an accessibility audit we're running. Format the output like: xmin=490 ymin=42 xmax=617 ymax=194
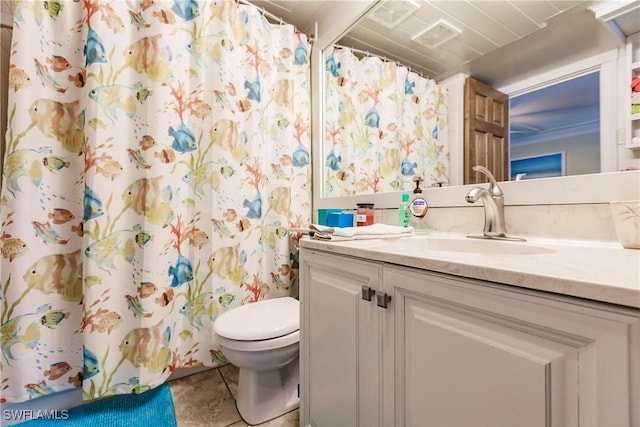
xmin=398 ymin=192 xmax=410 ymax=227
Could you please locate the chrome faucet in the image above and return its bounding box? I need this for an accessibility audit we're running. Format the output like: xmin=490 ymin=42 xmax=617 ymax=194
xmin=465 ymin=165 xmax=524 ymax=241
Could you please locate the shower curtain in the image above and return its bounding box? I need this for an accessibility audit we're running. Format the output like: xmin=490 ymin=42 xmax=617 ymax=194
xmin=0 ymin=0 xmax=311 ymax=403
xmin=323 ymin=47 xmax=449 ymax=197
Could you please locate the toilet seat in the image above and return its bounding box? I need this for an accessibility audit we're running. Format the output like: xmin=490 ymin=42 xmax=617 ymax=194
xmin=214 ymin=296 xmax=299 ymax=341
xmin=217 ymin=329 xmax=299 ymax=352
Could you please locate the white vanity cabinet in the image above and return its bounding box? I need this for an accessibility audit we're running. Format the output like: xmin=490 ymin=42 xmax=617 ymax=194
xmin=300 ymin=250 xmax=386 ymax=427
xmin=300 ymin=248 xmax=640 ymax=427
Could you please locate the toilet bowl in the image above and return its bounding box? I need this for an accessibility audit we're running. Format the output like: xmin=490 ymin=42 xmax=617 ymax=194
xmin=213 ymin=297 xmax=300 ymax=425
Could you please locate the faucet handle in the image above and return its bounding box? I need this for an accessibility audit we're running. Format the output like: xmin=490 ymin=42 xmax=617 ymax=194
xmin=472 ymin=165 xmax=502 ymax=196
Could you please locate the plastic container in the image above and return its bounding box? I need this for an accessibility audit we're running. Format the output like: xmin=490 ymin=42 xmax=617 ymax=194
xmin=318 ymin=209 xmax=342 ymax=226
xmin=398 ymin=193 xmax=410 ymax=227
xmin=327 ymin=212 xmax=354 ymax=228
xmin=356 ymin=203 xmax=374 ymax=226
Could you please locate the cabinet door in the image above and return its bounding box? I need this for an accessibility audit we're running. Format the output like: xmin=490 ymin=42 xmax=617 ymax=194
xmin=385 ymin=266 xmax=640 ymax=427
xmin=300 ymin=250 xmax=383 ymax=427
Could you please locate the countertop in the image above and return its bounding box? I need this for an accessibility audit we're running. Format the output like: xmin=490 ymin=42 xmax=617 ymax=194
xmin=299 ymin=233 xmax=640 ymax=309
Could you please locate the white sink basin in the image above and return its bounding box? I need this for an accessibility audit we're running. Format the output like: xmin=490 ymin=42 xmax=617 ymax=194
xmin=374 ymin=236 xmax=555 ymax=255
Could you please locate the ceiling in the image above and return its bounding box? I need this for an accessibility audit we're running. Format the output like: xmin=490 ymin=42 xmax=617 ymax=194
xmin=337 ymin=0 xmax=588 ymax=79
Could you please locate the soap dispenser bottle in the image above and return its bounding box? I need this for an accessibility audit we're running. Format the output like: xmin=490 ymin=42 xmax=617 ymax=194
xmin=409 ymin=177 xmax=428 ymax=228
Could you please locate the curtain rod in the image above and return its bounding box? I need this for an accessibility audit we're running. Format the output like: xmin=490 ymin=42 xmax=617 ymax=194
xmin=332 ymin=43 xmax=427 ymax=78
xmin=239 ymin=0 xmax=314 ymax=42
xmin=0 ymin=6 xmax=314 ymax=40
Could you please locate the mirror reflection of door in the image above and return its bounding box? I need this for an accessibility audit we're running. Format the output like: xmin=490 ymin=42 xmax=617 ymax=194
xmin=464 ymin=77 xmax=509 ymax=184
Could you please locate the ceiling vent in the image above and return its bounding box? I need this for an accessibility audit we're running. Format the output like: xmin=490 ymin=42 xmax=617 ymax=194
xmin=366 ymin=0 xmax=421 ymax=29
xmin=412 ymin=19 xmax=463 ymax=49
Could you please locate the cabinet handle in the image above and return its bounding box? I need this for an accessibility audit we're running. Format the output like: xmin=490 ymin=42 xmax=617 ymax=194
xmin=376 ymin=292 xmax=391 ymax=309
xmin=361 ymin=286 xmax=375 ymax=301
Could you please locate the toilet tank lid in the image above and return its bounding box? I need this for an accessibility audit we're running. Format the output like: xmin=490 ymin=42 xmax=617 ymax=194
xmin=214 ymin=297 xmax=299 ymax=341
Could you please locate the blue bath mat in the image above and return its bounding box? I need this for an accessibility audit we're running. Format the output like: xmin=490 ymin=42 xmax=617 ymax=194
xmin=19 ymin=383 xmax=177 ymax=427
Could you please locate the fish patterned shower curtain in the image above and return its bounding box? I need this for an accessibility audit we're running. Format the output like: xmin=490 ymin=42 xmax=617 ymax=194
xmin=323 ymin=47 xmax=449 ymax=196
xmin=0 ymin=0 xmax=311 ymax=403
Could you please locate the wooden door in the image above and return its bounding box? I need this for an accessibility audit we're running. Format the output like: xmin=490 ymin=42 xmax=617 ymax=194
xmin=464 ymin=77 xmax=509 ymax=184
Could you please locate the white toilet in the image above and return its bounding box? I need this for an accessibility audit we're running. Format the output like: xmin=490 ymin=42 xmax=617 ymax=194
xmin=213 ymin=296 xmax=300 ymax=425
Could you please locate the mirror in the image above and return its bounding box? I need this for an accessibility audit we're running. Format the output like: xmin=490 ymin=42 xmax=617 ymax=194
xmin=320 ymin=0 xmax=639 ymax=196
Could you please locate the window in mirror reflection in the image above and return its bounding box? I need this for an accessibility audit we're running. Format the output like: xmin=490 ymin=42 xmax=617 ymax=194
xmin=510 ymin=152 xmax=565 ymax=180
xmin=509 ymin=72 xmax=600 ymax=180
xmin=323 ymin=47 xmax=450 ymax=197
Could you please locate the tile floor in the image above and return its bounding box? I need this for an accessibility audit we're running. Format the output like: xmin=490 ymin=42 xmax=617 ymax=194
xmin=169 ymin=364 xmax=299 ymax=427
